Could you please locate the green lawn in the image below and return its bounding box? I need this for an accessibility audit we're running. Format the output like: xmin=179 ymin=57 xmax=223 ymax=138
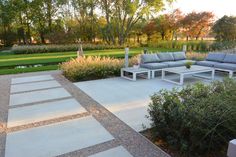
xmin=0 ymin=47 xmax=179 ymax=75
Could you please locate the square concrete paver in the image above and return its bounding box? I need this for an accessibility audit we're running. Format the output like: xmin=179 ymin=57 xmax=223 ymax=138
xmin=9 ymin=88 xmax=71 ymax=106
xmin=5 ymin=116 xmax=114 ymax=157
xmin=7 ymin=98 xmax=87 ymax=127
xmin=10 ymin=80 xmax=61 ymax=93
xmin=89 ymin=146 xmax=133 ymax=157
xmin=11 ymin=75 xmax=54 ymax=84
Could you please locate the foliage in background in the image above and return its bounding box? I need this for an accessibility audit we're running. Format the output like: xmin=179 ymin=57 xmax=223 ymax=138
xmin=210 ymin=41 xmax=236 ymax=51
xmin=2 ymin=0 xmax=234 ymax=47
xmin=148 ymin=41 xmax=212 ymax=51
xmin=148 ymin=40 xmax=236 ymax=51
xmin=213 ymin=16 xmax=236 ymax=41
xmin=60 ymin=56 xmax=139 ymax=82
xmin=186 ymin=52 xmax=207 ymax=61
xmin=148 ymin=79 xmax=236 ymax=156
xmin=11 ymin=40 xmax=236 ymax=54
xmin=11 ymin=44 xmax=131 ymax=54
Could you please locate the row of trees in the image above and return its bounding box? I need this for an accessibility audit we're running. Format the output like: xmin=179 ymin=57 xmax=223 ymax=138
xmin=142 ymin=10 xmax=215 ymax=42
xmin=0 ymin=0 xmax=235 ymax=47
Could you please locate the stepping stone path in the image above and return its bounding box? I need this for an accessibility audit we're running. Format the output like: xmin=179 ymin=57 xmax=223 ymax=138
xmin=0 ymin=72 xmax=170 ymax=157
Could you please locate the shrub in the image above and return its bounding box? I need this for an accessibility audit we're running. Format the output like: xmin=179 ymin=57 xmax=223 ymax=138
xmin=148 ymin=41 xmax=213 ymax=52
xmin=60 ymin=56 xmax=139 ymax=81
xmin=148 ymin=79 xmax=236 ymax=156
xmin=186 ymin=52 xmax=207 ymax=61
xmin=11 ymin=44 xmax=132 ymax=54
xmin=210 ymin=41 xmax=236 ymax=51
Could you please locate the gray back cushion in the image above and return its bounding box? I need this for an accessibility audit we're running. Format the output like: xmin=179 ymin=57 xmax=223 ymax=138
xmin=172 ymin=52 xmax=186 ymax=61
xmin=157 ymin=52 xmax=174 ymax=62
xmin=223 ymin=54 xmax=236 ymax=64
xmin=206 ymin=52 xmax=226 ymax=62
xmin=140 ymin=54 xmax=160 ymax=64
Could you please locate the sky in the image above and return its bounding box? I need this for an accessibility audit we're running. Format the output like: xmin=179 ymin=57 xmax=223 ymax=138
xmin=164 ymin=0 xmax=236 ymax=19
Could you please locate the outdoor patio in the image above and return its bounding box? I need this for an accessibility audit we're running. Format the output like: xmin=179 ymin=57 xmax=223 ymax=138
xmin=0 ymin=70 xmax=226 ymax=157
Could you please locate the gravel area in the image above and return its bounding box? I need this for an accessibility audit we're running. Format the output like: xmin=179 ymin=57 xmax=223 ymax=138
xmin=0 ymin=75 xmax=11 ymax=157
xmin=7 ymin=112 xmax=90 ymax=133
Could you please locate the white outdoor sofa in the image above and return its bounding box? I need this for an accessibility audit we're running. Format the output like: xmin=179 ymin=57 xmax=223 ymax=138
xmin=139 ymin=51 xmax=236 ymax=78
xmin=140 ymin=52 xmax=196 ymax=78
xmin=197 ymin=52 xmax=236 ymax=78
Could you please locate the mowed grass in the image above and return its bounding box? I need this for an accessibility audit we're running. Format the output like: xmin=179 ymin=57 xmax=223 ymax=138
xmin=0 ymin=47 xmax=179 ymax=75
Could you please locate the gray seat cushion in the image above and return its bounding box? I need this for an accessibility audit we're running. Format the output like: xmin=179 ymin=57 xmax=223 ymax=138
xmin=197 ymin=61 xmax=219 ymax=67
xmin=140 ymin=63 xmax=168 ymax=70
xmin=206 ymin=52 xmax=226 ymax=62
xmin=140 ymin=54 xmax=160 ymax=64
xmin=157 ymin=53 xmax=174 ymax=62
xmin=172 ymin=52 xmax=186 ymax=61
xmin=163 ymin=60 xmax=196 ymax=67
xmin=215 ymin=63 xmax=236 ymax=71
xmin=223 ymin=54 xmax=236 ymax=64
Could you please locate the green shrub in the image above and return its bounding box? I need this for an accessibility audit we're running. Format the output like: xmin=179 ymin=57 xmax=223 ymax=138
xmin=148 ymin=41 xmax=213 ymax=52
xmin=60 ymin=56 xmax=139 ymax=81
xmin=148 ymin=79 xmax=236 ymax=156
xmin=210 ymin=41 xmax=236 ymax=51
xmin=11 ymin=44 xmax=133 ymax=54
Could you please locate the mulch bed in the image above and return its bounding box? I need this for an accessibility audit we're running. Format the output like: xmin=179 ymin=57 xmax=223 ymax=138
xmin=141 ymin=129 xmax=227 ymax=157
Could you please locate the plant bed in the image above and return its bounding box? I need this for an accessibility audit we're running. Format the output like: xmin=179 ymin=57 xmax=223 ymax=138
xmin=60 ymin=56 xmax=139 ymax=82
xmin=141 ymin=128 xmax=226 ymax=157
xmin=145 ymin=79 xmax=236 ymax=157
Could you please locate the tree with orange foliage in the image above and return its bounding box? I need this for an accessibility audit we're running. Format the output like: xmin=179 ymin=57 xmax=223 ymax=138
xmin=180 ymin=12 xmax=214 ymax=40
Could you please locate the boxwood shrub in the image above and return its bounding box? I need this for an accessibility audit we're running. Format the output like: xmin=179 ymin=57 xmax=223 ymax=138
xmin=148 ymin=79 xmax=236 ymax=156
xmin=60 ymin=56 xmax=139 ymax=82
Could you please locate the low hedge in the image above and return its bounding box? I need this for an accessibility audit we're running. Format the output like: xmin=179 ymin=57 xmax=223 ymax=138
xmin=148 ymin=41 xmax=236 ymax=52
xmin=148 ymin=79 xmax=236 ymax=156
xmin=148 ymin=41 xmax=213 ymax=51
xmin=60 ymin=56 xmax=139 ymax=82
xmin=11 ymin=44 xmax=130 ymax=54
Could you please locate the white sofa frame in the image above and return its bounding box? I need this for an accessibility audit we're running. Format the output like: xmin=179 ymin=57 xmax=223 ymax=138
xmin=214 ymin=68 xmax=235 ymax=78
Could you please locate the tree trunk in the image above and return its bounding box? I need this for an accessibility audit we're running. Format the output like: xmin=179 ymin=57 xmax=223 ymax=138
xmin=147 ymin=34 xmax=151 ymax=42
xmin=161 ymin=33 xmax=165 ymax=40
xmin=40 ymin=32 xmax=46 ymax=44
xmin=27 ymin=22 xmax=32 ymax=44
xmin=137 ymin=34 xmax=140 ymax=43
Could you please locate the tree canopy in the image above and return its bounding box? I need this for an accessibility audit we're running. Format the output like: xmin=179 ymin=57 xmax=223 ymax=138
xmin=213 ymin=16 xmax=236 ymax=41
xmin=0 ymin=0 xmax=224 ymax=47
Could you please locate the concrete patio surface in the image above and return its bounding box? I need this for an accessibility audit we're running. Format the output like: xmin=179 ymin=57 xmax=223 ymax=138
xmin=9 ymin=88 xmax=72 ymax=106
xmin=10 ymin=80 xmax=61 ymax=93
xmin=74 ymin=74 xmax=219 ymax=131
xmin=7 ymin=98 xmax=87 ymax=127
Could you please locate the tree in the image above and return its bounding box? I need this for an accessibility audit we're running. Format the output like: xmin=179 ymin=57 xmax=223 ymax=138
xmin=142 ymin=20 xmax=156 ymax=42
xmin=181 ymin=11 xmax=214 ymax=40
xmin=155 ymin=15 xmax=172 ymax=40
xmin=212 ymin=16 xmax=236 ymax=41
xmin=0 ymin=0 xmax=18 ymax=46
xmin=99 ymin=0 xmax=174 ymax=45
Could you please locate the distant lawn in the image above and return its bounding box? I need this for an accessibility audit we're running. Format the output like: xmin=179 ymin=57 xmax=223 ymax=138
xmin=0 ymin=47 xmax=179 ymax=75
